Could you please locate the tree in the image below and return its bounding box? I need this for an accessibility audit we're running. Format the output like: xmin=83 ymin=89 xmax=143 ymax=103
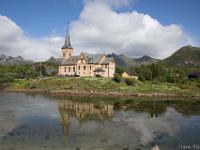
xmin=113 ymin=73 xmax=122 ymax=83
xmin=149 ymin=63 xmax=166 ymax=80
xmin=135 ymin=65 xmax=152 ymax=81
xmin=115 ymin=66 xmax=126 ymax=75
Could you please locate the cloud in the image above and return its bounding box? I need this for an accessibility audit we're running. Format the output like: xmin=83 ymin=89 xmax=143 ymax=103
xmin=0 ymin=0 xmax=196 ymax=61
xmin=64 ymin=109 xmax=180 ymax=149
xmin=70 ymin=0 xmax=194 ymax=58
xmin=0 ymin=15 xmax=63 ymax=61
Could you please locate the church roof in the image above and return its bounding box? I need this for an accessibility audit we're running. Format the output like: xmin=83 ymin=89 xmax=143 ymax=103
xmin=60 ymin=53 xmax=115 ymax=66
xmin=61 ymin=56 xmax=79 ymax=65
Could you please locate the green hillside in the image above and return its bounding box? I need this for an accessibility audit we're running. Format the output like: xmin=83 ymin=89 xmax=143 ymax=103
xmin=161 ymin=45 xmax=200 ymax=69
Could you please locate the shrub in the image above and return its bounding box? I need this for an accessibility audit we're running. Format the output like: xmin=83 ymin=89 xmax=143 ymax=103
xmin=0 ymin=77 xmax=14 ymax=84
xmin=196 ymin=79 xmax=200 ymax=88
xmin=113 ymin=73 xmax=122 ymax=83
xmin=124 ymin=78 xmax=135 ymax=86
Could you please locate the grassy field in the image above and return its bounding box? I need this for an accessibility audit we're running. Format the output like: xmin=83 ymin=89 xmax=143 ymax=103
xmin=2 ymin=77 xmax=200 ymax=96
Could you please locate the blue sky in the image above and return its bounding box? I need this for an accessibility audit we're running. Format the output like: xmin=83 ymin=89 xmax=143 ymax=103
xmin=0 ymin=0 xmax=83 ymax=37
xmin=0 ymin=0 xmax=199 ymax=60
xmin=1 ymin=0 xmax=199 ymax=38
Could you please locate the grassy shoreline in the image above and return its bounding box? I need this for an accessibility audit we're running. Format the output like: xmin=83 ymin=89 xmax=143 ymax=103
xmin=1 ymin=77 xmax=200 ymax=98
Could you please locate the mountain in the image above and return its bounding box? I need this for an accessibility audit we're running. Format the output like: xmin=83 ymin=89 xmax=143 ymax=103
xmin=0 ymin=54 xmax=34 ymax=65
xmin=135 ymin=55 xmax=159 ymax=65
xmin=107 ymin=53 xmax=159 ymax=67
xmin=161 ymin=45 xmax=200 ymax=68
xmin=46 ymin=56 xmax=61 ymax=65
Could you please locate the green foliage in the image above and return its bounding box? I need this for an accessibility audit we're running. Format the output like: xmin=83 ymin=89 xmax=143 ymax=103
xmin=134 ymin=63 xmax=188 ymax=83
xmin=113 ymin=73 xmax=122 ymax=83
xmin=35 ymin=65 xmax=47 ymax=76
xmin=115 ymin=66 xmax=126 ymax=75
xmin=161 ymin=45 xmax=200 ymax=69
xmin=124 ymin=78 xmax=135 ymax=86
xmin=196 ymin=79 xmax=200 ymax=88
xmin=0 ymin=76 xmax=14 ymax=84
xmin=0 ymin=62 xmax=58 ymax=84
xmin=149 ymin=63 xmax=166 ymax=79
xmin=135 ymin=65 xmax=152 ymax=81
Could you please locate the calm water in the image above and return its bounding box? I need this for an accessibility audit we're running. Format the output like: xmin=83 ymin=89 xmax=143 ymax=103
xmin=0 ymin=92 xmax=200 ymax=150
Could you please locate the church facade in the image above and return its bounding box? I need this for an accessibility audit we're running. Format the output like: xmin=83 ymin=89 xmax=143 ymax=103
xmin=58 ymin=33 xmax=115 ymax=77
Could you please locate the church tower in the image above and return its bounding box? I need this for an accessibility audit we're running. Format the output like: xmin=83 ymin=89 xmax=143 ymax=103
xmin=61 ymin=32 xmax=73 ymax=60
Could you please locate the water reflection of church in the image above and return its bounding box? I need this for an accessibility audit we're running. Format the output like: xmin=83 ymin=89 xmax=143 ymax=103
xmin=59 ymin=99 xmax=114 ymax=136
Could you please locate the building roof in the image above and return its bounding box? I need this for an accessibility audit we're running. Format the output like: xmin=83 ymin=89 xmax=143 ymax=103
xmin=60 ymin=52 xmax=115 ymax=66
xmin=188 ymin=72 xmax=200 ymax=76
xmin=61 ymin=56 xmax=79 ymax=65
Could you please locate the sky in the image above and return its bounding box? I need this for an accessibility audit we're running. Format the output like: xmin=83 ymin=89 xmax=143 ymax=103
xmin=0 ymin=0 xmax=199 ymax=61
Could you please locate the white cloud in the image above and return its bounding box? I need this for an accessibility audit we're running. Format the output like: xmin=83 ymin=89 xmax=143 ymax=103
xmin=0 ymin=0 xmax=196 ymax=61
xmin=64 ymin=109 xmax=181 ymax=149
xmin=0 ymin=15 xmax=63 ymax=61
xmin=70 ymin=0 xmax=194 ymax=58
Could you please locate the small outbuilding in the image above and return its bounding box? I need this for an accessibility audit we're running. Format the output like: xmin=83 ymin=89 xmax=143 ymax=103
xmin=122 ymin=72 xmax=138 ymax=80
xmin=187 ymin=72 xmax=200 ymax=80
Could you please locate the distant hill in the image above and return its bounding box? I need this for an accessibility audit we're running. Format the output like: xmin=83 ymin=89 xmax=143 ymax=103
xmin=45 ymin=56 xmax=61 ymax=65
xmin=107 ymin=53 xmax=159 ymax=67
xmin=0 ymin=54 xmax=34 ymax=65
xmin=161 ymin=45 xmax=200 ymax=68
xmin=3 ymin=45 xmax=200 ymax=69
xmin=135 ymin=55 xmax=159 ymax=65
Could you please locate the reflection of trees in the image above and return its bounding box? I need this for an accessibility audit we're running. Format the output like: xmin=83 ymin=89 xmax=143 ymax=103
xmin=125 ymin=100 xmax=200 ymax=117
xmin=171 ymin=100 xmax=200 ymax=116
xmin=127 ymin=101 xmax=167 ymax=117
xmin=59 ymin=99 xmax=114 ymax=136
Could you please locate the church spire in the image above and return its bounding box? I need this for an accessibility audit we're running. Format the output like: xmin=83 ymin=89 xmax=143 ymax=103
xmin=62 ymin=26 xmax=72 ymax=49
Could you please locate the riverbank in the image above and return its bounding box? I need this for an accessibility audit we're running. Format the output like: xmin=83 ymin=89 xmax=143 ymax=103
xmin=1 ymin=77 xmax=200 ymax=98
xmin=1 ymin=88 xmax=179 ymax=97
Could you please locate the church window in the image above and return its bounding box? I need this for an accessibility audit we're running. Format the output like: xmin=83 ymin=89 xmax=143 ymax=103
xmin=84 ymin=66 xmax=86 ymax=70
xmin=90 ymin=65 xmax=92 ymax=70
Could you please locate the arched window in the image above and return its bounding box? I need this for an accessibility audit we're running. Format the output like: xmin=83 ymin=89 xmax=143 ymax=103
xmin=84 ymin=66 xmax=86 ymax=70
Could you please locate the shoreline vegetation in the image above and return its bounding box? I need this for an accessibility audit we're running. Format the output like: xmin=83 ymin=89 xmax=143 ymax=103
xmin=1 ymin=77 xmax=200 ymax=98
